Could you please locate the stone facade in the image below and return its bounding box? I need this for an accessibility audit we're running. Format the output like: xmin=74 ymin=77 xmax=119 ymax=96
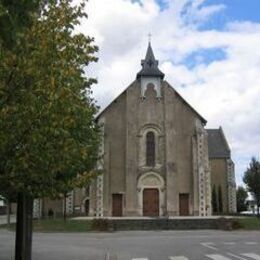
xmin=91 ymin=77 xmax=213 ymax=217
xmin=31 ymin=43 xmax=236 ymax=218
xmin=207 ymin=128 xmax=237 ymax=214
xmin=85 ymin=43 xmax=215 ymax=218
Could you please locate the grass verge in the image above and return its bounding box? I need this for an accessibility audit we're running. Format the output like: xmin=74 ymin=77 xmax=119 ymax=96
xmin=0 ymin=218 xmax=93 ymax=232
xmin=33 ymin=218 xmax=93 ymax=232
xmin=233 ymin=217 xmax=260 ymax=230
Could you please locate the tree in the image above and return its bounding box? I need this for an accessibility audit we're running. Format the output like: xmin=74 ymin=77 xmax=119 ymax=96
xmin=0 ymin=1 xmax=100 ymax=259
xmin=236 ymin=186 xmax=248 ymax=212
xmin=243 ymin=157 xmax=260 ymax=217
xmin=0 ymin=0 xmax=42 ymax=227
xmin=0 ymin=0 xmax=41 ymax=50
xmin=59 ymin=170 xmax=99 ymax=222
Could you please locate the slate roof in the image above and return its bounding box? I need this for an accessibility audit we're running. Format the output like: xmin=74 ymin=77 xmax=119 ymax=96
xmin=136 ymin=42 xmax=165 ymax=79
xmin=207 ymin=127 xmax=231 ymax=159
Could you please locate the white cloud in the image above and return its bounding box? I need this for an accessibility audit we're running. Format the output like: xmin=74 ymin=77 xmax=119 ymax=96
xmin=78 ymin=0 xmax=260 ymax=184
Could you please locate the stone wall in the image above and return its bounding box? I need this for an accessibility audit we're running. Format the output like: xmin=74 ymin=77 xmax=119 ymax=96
xmin=105 ymin=217 xmax=234 ymax=231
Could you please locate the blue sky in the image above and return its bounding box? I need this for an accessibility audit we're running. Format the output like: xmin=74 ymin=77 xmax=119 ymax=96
xmin=153 ymin=0 xmax=260 ymax=31
xmin=207 ymin=0 xmax=260 ymax=23
xmin=82 ymin=0 xmax=260 ymax=186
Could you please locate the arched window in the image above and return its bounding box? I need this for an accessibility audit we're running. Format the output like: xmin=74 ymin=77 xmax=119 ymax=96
xmin=146 ymin=131 xmax=155 ymax=166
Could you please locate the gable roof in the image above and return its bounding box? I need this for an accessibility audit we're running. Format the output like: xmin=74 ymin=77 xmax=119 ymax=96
xmin=95 ymin=81 xmax=133 ymax=120
xmin=207 ymin=127 xmax=231 ymax=159
xmin=96 ymin=43 xmax=207 ymax=124
xmin=164 ymin=81 xmax=207 ymax=124
xmin=96 ymin=80 xmax=207 ymax=125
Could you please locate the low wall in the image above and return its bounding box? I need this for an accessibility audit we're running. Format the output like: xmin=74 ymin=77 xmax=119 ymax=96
xmin=91 ymin=217 xmax=234 ymax=231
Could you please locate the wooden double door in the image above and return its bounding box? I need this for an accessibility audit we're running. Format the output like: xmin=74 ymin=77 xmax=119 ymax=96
xmin=143 ymin=188 xmax=159 ymax=217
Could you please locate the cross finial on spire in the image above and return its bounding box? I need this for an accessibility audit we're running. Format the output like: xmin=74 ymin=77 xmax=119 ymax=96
xmin=148 ymin=33 xmax=152 ymax=44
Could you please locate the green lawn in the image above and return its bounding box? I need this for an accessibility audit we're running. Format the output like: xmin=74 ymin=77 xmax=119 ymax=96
xmin=33 ymin=219 xmax=93 ymax=232
xmin=0 ymin=218 xmax=94 ymax=232
xmin=1 ymin=217 xmax=260 ymax=232
xmin=235 ymin=217 xmax=260 ymax=230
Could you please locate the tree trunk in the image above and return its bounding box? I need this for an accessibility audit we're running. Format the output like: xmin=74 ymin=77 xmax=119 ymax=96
xmin=15 ymin=192 xmax=33 ymax=260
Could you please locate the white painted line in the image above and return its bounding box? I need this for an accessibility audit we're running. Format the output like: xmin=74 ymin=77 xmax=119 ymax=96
xmin=169 ymin=257 xmax=189 ymax=260
xmin=105 ymin=252 xmax=110 ymax=260
xmin=201 ymin=242 xmax=218 ymax=250
xmin=227 ymin=253 xmax=247 ymax=260
xmin=206 ymin=254 xmax=232 ymax=260
xmin=241 ymin=253 xmax=260 ymax=260
xmin=223 ymin=242 xmax=236 ymax=245
xmin=245 ymin=242 xmax=258 ymax=245
xmin=105 ymin=252 xmax=118 ymax=260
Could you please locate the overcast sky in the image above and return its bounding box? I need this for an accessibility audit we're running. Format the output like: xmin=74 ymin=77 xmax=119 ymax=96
xmin=77 ymin=0 xmax=260 ymax=185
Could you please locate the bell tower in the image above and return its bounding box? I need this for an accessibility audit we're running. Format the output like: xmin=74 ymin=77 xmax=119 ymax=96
xmin=136 ymin=41 xmax=165 ymax=99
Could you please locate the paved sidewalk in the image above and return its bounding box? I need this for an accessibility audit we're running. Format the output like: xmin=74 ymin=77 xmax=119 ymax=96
xmin=0 ymin=215 xmax=16 ymax=225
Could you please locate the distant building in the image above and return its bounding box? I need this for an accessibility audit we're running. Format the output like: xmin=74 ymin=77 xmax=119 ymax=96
xmin=245 ymin=196 xmax=257 ymax=215
xmin=35 ymin=43 xmax=236 ymax=217
xmin=207 ymin=128 xmax=236 ymax=214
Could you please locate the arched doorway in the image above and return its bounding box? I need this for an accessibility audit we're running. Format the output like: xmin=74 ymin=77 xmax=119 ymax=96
xmin=137 ymin=172 xmax=165 ymax=217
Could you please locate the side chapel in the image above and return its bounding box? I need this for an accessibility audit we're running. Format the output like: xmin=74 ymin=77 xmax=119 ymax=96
xmin=35 ymin=43 xmax=237 ymax=217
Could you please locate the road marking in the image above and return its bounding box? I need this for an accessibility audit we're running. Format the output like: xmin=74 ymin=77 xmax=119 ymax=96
xmin=241 ymin=253 xmax=260 ymax=260
xmin=169 ymin=257 xmax=189 ymax=260
xmin=105 ymin=252 xmax=110 ymax=260
xmin=227 ymin=253 xmax=247 ymax=260
xmin=206 ymin=254 xmax=231 ymax=260
xmin=224 ymin=242 xmax=236 ymax=245
xmin=132 ymin=258 xmax=148 ymax=260
xmin=201 ymin=242 xmax=218 ymax=250
xmin=105 ymin=252 xmax=118 ymax=260
xmin=245 ymin=242 xmax=258 ymax=245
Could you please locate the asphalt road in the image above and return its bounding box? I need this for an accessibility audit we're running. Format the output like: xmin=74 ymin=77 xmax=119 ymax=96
xmin=0 ymin=229 xmax=260 ymax=260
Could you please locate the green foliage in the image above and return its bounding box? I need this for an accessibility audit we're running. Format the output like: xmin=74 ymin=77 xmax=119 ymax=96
xmin=243 ymin=157 xmax=260 ymax=216
xmin=0 ymin=0 xmax=41 ymax=50
xmin=0 ymin=0 xmax=100 ymax=199
xmin=236 ymin=186 xmax=248 ymax=212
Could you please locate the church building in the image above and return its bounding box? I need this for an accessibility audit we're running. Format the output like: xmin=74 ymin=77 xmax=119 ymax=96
xmin=79 ymin=42 xmax=237 ymax=217
xmin=35 ymin=43 xmax=237 ymax=218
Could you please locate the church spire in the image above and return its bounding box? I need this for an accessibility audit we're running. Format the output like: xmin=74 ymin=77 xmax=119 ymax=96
xmin=136 ymin=42 xmax=165 ymax=79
